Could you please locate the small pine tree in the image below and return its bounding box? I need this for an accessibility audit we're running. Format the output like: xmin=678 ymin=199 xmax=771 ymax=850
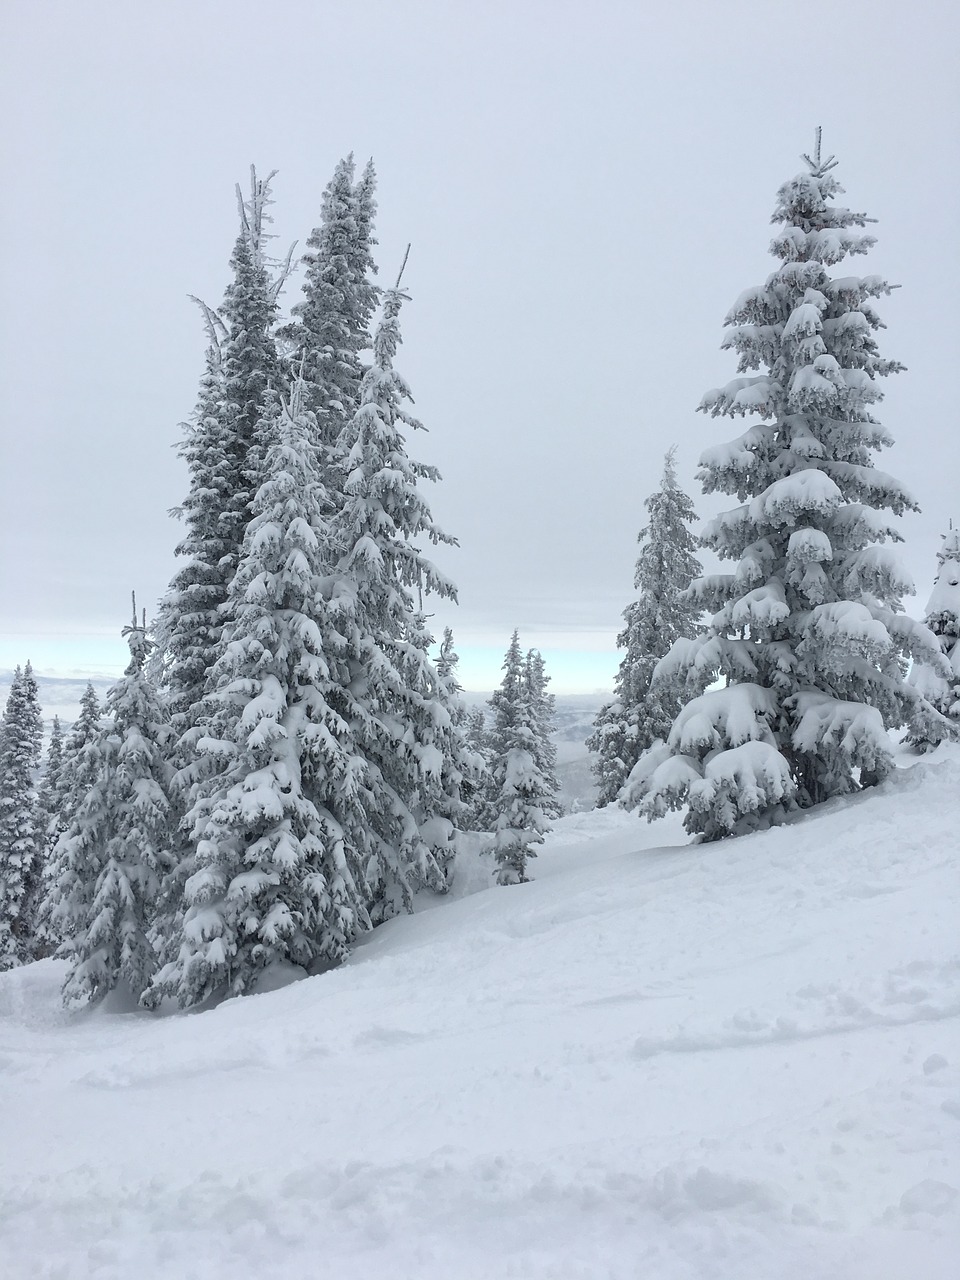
xmin=55 ymin=605 xmax=175 ymax=1007
xmin=589 ymin=449 xmax=703 ymax=805
xmin=488 ymin=633 xmax=554 ymax=884
xmin=429 ymin=626 xmax=484 ymax=870
xmin=51 ymin=686 xmax=101 ymax=840
xmin=437 ymin=629 xmax=488 ymax=833
xmin=908 ymin=525 xmax=960 ymax=749
xmin=28 ymin=715 xmax=65 ymax=956
xmin=37 ymin=716 xmax=65 ymax=832
xmin=523 ymin=649 xmax=562 ymax=819
xmin=461 ymin=705 xmax=493 ymax=831
xmin=0 ymin=663 xmax=43 ymax=968
xmin=627 ymin=134 xmax=946 ymax=840
xmin=39 ymin=684 xmax=103 ymax=947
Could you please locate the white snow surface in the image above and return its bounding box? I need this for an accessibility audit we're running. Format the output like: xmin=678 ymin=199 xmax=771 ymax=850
xmin=2 ymin=749 xmax=959 ymax=1279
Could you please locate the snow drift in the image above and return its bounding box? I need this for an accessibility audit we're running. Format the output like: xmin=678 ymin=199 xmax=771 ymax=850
xmin=1 ymin=748 xmax=958 ymax=1279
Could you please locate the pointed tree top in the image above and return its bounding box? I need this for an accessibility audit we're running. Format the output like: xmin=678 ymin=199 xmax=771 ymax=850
xmin=235 ymin=165 xmax=280 ymax=245
xmin=233 ymin=166 xmax=297 ymax=297
xmin=938 ymin=520 xmax=960 ymax=563
xmin=395 ymin=243 xmax=412 ymax=290
xmin=121 ymin=591 xmax=148 ymax=644
xmin=801 ymin=126 xmax=839 ymax=178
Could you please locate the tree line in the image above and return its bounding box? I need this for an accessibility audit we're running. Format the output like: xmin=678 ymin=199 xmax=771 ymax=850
xmin=0 ymin=160 xmax=559 ymax=1001
xmin=589 ymin=132 xmax=958 ymax=837
xmin=2 ymin=136 xmax=958 ymax=1005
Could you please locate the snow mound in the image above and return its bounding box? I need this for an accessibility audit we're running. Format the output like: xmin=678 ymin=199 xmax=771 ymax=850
xmin=2 ymin=749 xmax=959 ymax=1278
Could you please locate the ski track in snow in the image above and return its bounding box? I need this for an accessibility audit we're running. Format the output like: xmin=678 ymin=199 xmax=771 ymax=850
xmin=1 ymin=750 xmax=958 ymax=1279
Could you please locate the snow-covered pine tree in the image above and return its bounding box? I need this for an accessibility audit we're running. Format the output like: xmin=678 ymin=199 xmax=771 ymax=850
xmin=37 ymin=716 xmax=65 ymax=833
xmin=330 ymin=258 xmax=461 ymax=919
xmin=286 ymin=154 xmax=380 ymax=456
xmin=354 ymin=158 xmax=378 ymax=282
xmin=0 ymin=663 xmax=43 ymax=968
xmin=145 ymin=389 xmax=372 ymax=1008
xmin=487 ymin=632 xmax=554 ymax=884
xmin=487 ymin=633 xmax=525 ymax=751
xmin=626 ymin=132 xmax=949 ymax=840
xmin=152 ymin=171 xmax=292 ymax=963
xmin=908 ymin=525 xmax=960 ymax=749
xmin=155 ymin=340 xmax=229 ymax=734
xmin=589 ymin=449 xmax=703 ymax=805
xmin=523 ymin=649 xmax=562 ymax=819
xmin=26 ymin=714 xmax=65 ymax=956
xmin=436 ymin=627 xmax=461 ymax=701
xmin=217 ymin=170 xmax=288 ymax=550
xmin=53 ymin=604 xmax=174 ymax=1007
xmin=432 ymin=626 xmax=484 ymax=859
xmin=39 ymin=684 xmax=103 ymax=947
xmin=157 ymin=168 xmax=286 ymax=745
xmin=52 ymin=686 xmax=101 ymax=836
xmin=461 ymin=704 xmax=493 ymax=831
xmin=437 ymin=627 xmax=488 ymax=820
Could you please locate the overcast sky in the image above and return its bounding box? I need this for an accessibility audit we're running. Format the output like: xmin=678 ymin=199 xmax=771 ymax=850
xmin=1 ymin=0 xmax=958 ymax=693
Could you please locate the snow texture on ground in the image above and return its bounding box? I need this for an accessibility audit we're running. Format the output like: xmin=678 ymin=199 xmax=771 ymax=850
xmin=1 ymin=748 xmax=958 ymax=1279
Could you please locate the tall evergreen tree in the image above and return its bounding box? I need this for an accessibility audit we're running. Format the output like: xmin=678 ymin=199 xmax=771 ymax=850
xmin=908 ymin=525 xmax=960 ymax=749
xmin=627 ymin=134 xmax=948 ymax=840
xmin=54 ymin=605 xmax=175 ymax=1007
xmin=152 ymin=171 xmax=291 ymax=966
xmin=589 ymin=449 xmax=702 ymax=805
xmin=286 ymin=154 xmax=380 ymax=454
xmin=487 ymin=633 xmax=554 ymax=884
xmin=0 ymin=663 xmax=43 ymax=968
xmin=330 ymin=264 xmax=461 ymax=919
xmin=156 ymin=340 xmax=229 ymax=734
xmin=146 ymin=390 xmax=371 ymax=1008
xmin=157 ymin=169 xmax=285 ymax=745
xmin=215 ymin=175 xmax=285 ymax=570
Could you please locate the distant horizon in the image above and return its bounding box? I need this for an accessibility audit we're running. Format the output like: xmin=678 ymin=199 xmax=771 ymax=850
xmin=0 ymin=643 xmax=618 ymax=703
xmin=2 ymin=570 xmax=946 ymax=701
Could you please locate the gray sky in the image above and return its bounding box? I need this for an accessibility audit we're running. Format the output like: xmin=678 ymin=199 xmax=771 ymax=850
xmin=1 ymin=0 xmax=958 ymax=692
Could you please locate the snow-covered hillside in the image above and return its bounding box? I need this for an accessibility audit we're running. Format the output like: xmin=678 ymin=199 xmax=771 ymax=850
xmin=2 ymin=750 xmax=958 ymax=1279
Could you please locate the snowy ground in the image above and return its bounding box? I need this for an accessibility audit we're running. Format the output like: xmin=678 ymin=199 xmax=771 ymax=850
xmin=2 ymin=750 xmax=958 ymax=1279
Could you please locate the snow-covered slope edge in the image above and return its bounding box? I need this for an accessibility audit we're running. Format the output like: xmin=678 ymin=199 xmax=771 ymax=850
xmin=1 ymin=751 xmax=958 ymax=1279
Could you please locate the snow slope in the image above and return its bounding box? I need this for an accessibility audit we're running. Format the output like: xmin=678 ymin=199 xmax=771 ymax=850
xmin=2 ymin=750 xmax=958 ymax=1279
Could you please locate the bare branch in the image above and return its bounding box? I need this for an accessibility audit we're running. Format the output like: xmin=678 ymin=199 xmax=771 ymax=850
xmin=395 ymin=243 xmax=412 ymax=289
xmin=270 ymin=239 xmax=299 ymax=303
xmin=188 ymin=296 xmax=227 ymax=364
xmin=802 ymin=126 xmax=838 ymax=177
